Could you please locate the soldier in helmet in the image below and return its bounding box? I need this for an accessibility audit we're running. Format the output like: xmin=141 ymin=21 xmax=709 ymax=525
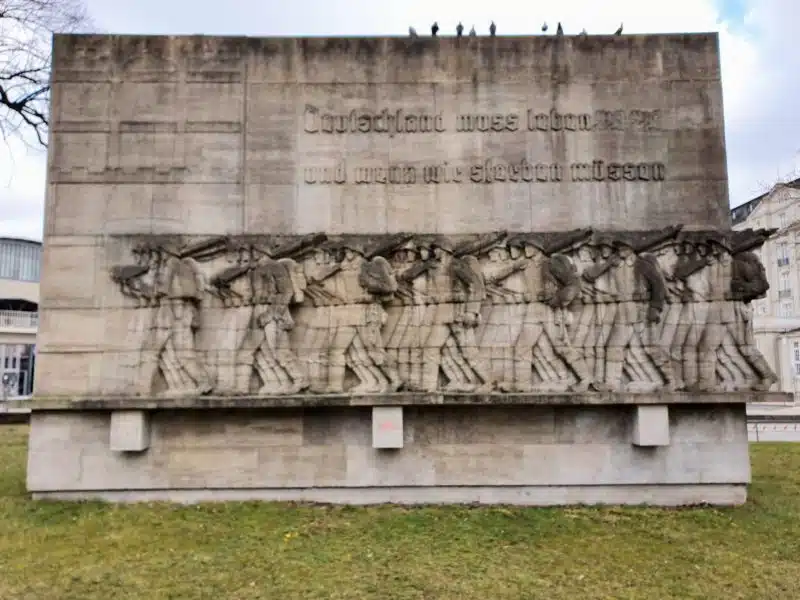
xmin=150 ymin=246 xmax=214 ymax=397
xmin=323 ymin=241 xmax=401 ymax=393
xmin=385 ymin=239 xmax=429 ymax=391
xmin=250 ymin=253 xmax=309 ymax=395
xmin=726 ymin=233 xmax=779 ymax=390
xmin=503 ymin=235 xmax=592 ymax=392
xmin=110 ymin=242 xmax=162 ymax=394
xmin=476 ymin=238 xmax=526 ymax=384
xmin=418 ymin=238 xmax=492 ymax=392
xmin=579 ymin=234 xmax=623 ymax=390
xmin=672 ymin=237 xmax=715 ymax=391
xmin=297 ymin=243 xmax=341 ymax=392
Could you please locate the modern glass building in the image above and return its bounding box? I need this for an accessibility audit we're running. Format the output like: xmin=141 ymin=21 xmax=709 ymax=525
xmin=0 ymin=237 xmax=41 ymax=398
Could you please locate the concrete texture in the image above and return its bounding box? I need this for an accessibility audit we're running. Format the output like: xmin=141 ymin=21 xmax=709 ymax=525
xmin=27 ymin=33 xmax=765 ymax=505
xmin=633 ymin=405 xmax=670 ymax=446
xmin=372 ymin=407 xmax=404 ymax=449
xmin=27 ymin=404 xmax=750 ymax=497
xmin=109 ymin=410 xmax=150 ymax=452
xmin=32 ymin=485 xmax=747 ymax=506
xmin=37 ymin=33 xmax=733 ymax=398
xmin=25 ymin=390 xmax=788 ymax=410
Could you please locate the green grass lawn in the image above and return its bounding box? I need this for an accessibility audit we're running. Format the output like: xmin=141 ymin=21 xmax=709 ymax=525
xmin=2 ymin=425 xmax=800 ymax=600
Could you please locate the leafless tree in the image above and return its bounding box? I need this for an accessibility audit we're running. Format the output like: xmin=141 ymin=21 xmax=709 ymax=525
xmin=1 ymin=0 xmax=91 ymax=146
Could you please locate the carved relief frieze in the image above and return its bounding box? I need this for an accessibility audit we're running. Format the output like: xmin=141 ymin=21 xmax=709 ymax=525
xmin=108 ymin=227 xmax=779 ymax=397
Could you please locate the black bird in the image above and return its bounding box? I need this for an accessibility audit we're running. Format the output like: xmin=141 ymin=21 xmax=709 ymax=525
xmin=541 ymin=22 xmax=548 ymax=32
xmin=469 ymin=25 xmax=476 ymax=36
xmin=556 ymin=22 xmax=563 ymax=36
xmin=615 ymin=23 xmax=623 ymax=35
xmin=431 ymin=21 xmax=439 ymax=36
xmin=489 ymin=21 xmax=496 ymax=36
xmin=456 ymin=22 xmax=464 ymax=37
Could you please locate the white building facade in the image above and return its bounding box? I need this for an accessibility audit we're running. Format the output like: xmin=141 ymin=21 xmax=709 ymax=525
xmin=0 ymin=237 xmax=41 ymax=399
xmin=731 ymin=178 xmax=800 ymax=402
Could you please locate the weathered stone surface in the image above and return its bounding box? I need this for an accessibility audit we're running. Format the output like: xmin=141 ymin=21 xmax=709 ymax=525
xmin=30 ymin=485 xmax=748 ymax=506
xmin=632 ymin=405 xmax=670 ymax=446
xmin=27 ymin=404 xmax=750 ymax=494
xmin=25 ymin=390 xmax=789 ymax=411
xmin=29 ymin=32 xmax=781 ymax=505
xmin=38 ymin=33 xmax=776 ymax=401
xmin=35 ymin=227 xmax=783 ymax=399
xmin=109 ymin=410 xmax=150 ymax=452
xmin=372 ymin=407 xmax=404 ymax=449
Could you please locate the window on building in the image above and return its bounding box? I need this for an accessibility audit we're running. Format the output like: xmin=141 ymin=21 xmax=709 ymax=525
xmin=780 ymin=301 xmax=794 ymax=317
xmin=793 ymin=342 xmax=800 ymax=376
xmin=781 ymin=212 xmax=788 ymax=228
xmin=0 ymin=241 xmax=41 ymax=282
xmin=780 ymin=271 xmax=791 ymax=291
xmin=778 ymin=242 xmax=791 ymax=266
xmin=0 ymin=343 xmax=35 ymax=397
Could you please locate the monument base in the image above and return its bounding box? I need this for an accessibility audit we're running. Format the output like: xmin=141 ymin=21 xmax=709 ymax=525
xmin=26 ymin=393 xmax=783 ymax=507
xmin=32 ymin=485 xmax=746 ymax=506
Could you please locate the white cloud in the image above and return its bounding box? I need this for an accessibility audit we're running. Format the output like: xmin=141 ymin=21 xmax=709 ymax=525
xmin=0 ymin=0 xmax=797 ymax=239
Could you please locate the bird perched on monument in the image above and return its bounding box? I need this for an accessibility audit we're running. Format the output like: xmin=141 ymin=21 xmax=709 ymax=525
xmin=469 ymin=25 xmax=476 ymax=36
xmin=409 ymin=27 xmax=418 ymax=38
xmin=431 ymin=22 xmax=439 ymax=36
xmin=556 ymin=22 xmax=564 ymax=35
xmin=615 ymin=23 xmax=623 ymax=35
xmin=456 ymin=22 xmax=464 ymax=37
xmin=489 ymin=21 xmax=496 ymax=36
xmin=541 ymin=22 xmax=548 ymax=32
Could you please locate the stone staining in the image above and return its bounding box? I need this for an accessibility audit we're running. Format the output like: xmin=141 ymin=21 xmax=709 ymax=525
xmin=109 ymin=227 xmax=779 ymax=398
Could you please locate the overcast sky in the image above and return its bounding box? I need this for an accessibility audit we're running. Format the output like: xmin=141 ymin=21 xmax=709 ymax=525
xmin=1 ymin=0 xmax=798 ymax=240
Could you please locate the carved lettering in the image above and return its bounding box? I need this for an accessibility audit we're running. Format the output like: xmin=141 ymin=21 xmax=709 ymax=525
xmin=526 ymin=109 xmax=592 ymax=132
xmin=629 ymin=109 xmax=661 ymax=131
xmin=456 ymin=113 xmax=519 ymax=133
xmin=571 ymin=161 xmax=666 ymax=183
xmin=301 ymin=160 xmax=665 ymax=185
xmin=303 ymin=106 xmax=662 ymax=136
xmin=302 ymin=162 xmax=348 ymax=184
xmin=354 ymin=165 xmax=416 ymax=185
xmin=303 ymin=105 xmax=445 ymax=137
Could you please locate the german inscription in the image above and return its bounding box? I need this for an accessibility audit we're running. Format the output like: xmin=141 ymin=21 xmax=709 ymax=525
xmin=301 ymin=105 xmax=666 ymax=185
xmin=303 ymin=160 xmax=666 ymax=185
xmin=303 ymin=106 xmax=662 ymax=135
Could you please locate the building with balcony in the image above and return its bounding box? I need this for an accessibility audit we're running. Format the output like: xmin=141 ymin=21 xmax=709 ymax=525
xmin=0 ymin=237 xmax=41 ymax=398
xmin=731 ymin=177 xmax=800 ymax=401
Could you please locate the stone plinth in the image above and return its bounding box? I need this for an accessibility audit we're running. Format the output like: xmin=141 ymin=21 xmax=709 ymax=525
xmin=30 ymin=32 xmax=786 ymax=506
xmin=28 ymin=394 xmax=751 ymax=505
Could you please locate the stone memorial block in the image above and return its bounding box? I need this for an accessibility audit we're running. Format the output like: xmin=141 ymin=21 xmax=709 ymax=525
xmin=27 ymin=32 xmax=787 ymax=505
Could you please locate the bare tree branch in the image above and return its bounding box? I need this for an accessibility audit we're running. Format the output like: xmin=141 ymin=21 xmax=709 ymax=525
xmin=0 ymin=0 xmax=92 ymax=147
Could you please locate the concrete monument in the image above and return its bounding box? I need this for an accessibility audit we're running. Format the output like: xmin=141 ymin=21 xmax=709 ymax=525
xmin=28 ymin=32 xmax=787 ymax=505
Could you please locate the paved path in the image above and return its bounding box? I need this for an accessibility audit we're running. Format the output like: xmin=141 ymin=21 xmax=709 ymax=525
xmin=747 ymin=402 xmax=800 ymax=441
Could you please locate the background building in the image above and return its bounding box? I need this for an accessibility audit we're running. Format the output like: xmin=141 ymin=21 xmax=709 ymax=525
xmin=0 ymin=237 xmax=41 ymax=399
xmin=731 ymin=177 xmax=800 ymax=401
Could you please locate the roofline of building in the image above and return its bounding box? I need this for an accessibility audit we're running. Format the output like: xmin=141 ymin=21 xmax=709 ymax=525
xmin=731 ymin=176 xmax=800 ymax=212
xmin=0 ymin=237 xmax=42 ymax=247
xmin=730 ymin=176 xmax=800 ymax=225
